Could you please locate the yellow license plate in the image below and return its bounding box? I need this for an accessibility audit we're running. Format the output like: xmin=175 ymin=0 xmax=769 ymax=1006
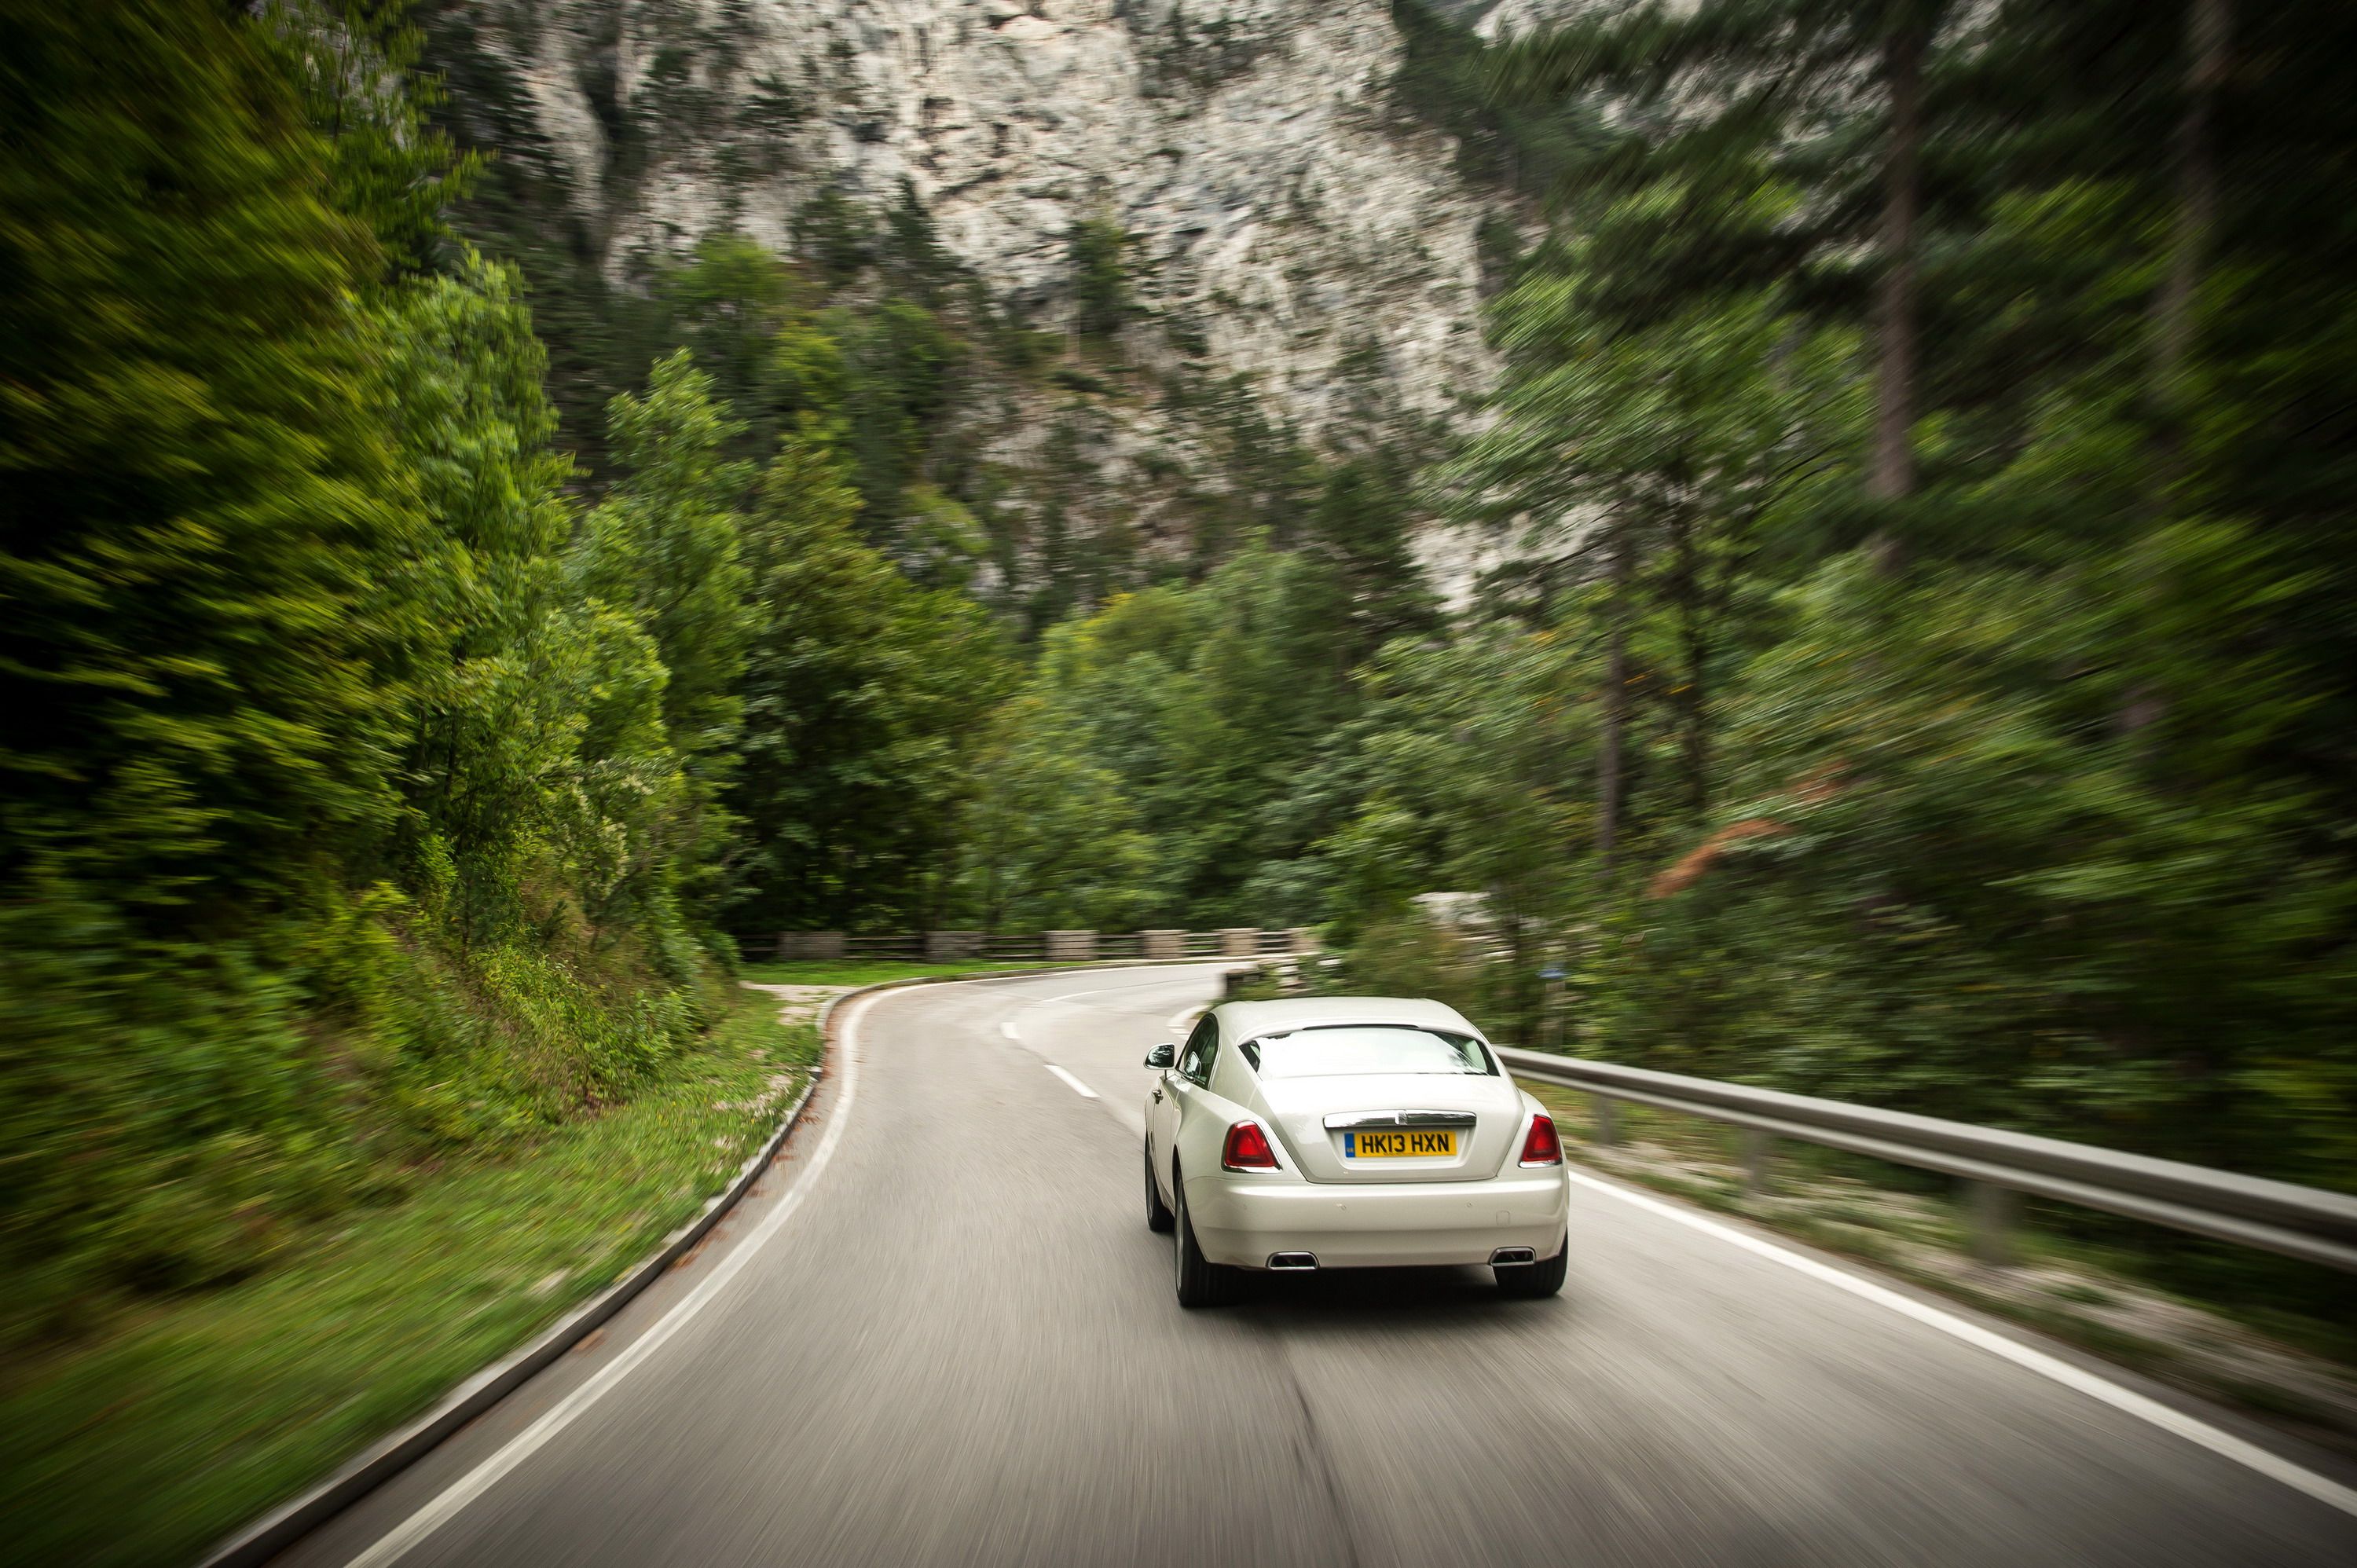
xmin=1343 ymin=1129 xmax=1457 ymax=1159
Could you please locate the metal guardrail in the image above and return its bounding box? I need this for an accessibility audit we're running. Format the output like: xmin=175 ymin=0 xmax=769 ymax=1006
xmin=738 ymin=928 xmax=1321 ymax=962
xmin=1493 ymin=1046 xmax=2357 ymax=1273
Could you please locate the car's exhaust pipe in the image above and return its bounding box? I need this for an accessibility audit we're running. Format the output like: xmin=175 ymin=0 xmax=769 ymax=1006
xmin=1489 ymin=1247 xmax=1536 ymax=1266
xmin=1266 ymin=1251 xmax=1319 ymax=1271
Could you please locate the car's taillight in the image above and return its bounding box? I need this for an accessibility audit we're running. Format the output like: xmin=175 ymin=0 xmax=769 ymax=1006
xmin=1222 ymin=1119 xmax=1279 ymax=1171
xmin=1519 ymin=1112 xmax=1563 ymax=1167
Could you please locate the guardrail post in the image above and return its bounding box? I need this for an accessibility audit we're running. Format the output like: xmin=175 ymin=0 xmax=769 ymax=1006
xmin=1967 ymin=1180 xmax=2017 ymax=1266
xmin=1590 ymin=1096 xmax=1619 ymax=1146
xmin=1741 ymin=1129 xmax=1772 ymax=1196
xmin=1141 ymin=929 xmax=1183 ymax=960
xmin=1287 ymin=926 xmax=1320 ymax=954
xmin=1219 ymin=927 xmax=1258 ymax=958
xmin=925 ymin=930 xmax=981 ymax=962
xmin=1045 ymin=929 xmax=1097 ymax=962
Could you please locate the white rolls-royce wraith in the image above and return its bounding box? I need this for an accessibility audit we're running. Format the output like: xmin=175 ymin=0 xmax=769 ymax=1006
xmin=1143 ymin=997 xmax=1571 ymax=1306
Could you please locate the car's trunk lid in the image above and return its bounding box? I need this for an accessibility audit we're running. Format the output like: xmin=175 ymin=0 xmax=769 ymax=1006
xmin=1257 ymin=1073 xmax=1524 ymax=1183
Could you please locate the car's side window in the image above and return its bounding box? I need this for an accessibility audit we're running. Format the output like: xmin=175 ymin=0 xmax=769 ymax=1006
xmin=1176 ymin=1017 xmax=1218 ymax=1086
xmin=1189 ymin=1037 xmax=1218 ymax=1088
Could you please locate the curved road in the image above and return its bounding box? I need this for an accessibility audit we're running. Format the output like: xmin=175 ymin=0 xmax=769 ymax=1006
xmin=277 ymin=965 xmax=2355 ymax=1567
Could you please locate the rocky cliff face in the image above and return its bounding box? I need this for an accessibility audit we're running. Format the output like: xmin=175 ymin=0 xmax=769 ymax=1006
xmin=449 ymin=0 xmax=1500 ymax=440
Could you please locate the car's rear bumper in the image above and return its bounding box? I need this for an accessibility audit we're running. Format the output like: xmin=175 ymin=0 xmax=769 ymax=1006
xmin=1182 ymin=1168 xmax=1570 ymax=1270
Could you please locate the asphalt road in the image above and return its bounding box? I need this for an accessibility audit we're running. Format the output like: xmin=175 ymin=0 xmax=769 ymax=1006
xmin=277 ymin=965 xmax=2357 ymax=1568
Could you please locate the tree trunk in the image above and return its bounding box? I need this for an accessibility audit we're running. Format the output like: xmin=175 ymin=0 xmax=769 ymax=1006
xmin=1597 ymin=519 xmax=1634 ymax=877
xmin=2153 ymin=0 xmax=2231 ymax=412
xmin=1673 ymin=506 xmax=1708 ymax=817
xmin=2130 ymin=0 xmax=2231 ymax=743
xmin=1868 ymin=18 xmax=1924 ymax=509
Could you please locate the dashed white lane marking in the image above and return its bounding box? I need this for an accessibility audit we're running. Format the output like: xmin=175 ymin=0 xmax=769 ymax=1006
xmin=1563 ymin=1167 xmax=2357 ymax=1520
xmin=346 ymin=991 xmax=876 ymax=1567
xmin=1044 ymin=1064 xmax=1098 ymax=1100
xmin=1006 ymin=973 xmax=1215 ymax=1043
xmin=999 ymin=975 xmax=1210 ymax=1141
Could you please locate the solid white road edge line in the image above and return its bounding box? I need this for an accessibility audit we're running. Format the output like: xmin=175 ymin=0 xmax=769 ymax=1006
xmin=1562 ymin=1166 xmax=2357 ymax=1520
xmin=343 ymin=991 xmax=875 ymax=1568
xmin=1045 ymin=1064 xmax=1099 ymax=1099
xmin=999 ymin=1020 xmax=1020 ymax=1041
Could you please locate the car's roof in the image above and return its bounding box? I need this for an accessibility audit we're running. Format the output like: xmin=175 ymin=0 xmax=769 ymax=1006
xmin=1213 ymin=995 xmax=1482 ymax=1041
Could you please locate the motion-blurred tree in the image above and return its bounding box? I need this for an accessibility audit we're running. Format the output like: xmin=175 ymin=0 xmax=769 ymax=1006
xmin=1406 ymin=0 xmax=2357 ymax=1190
xmin=1492 ymin=0 xmax=1955 ymax=527
xmin=0 ymin=0 xmax=402 ymax=926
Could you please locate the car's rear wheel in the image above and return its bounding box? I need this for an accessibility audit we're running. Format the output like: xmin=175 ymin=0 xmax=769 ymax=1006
xmin=1171 ymin=1163 xmax=1241 ymax=1308
xmin=1145 ymin=1140 xmax=1175 ymax=1233
xmin=1495 ymin=1232 xmax=1569 ymax=1299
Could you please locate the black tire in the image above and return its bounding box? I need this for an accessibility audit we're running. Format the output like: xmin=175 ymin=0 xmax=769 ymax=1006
xmin=1495 ymin=1233 xmax=1569 ymax=1299
xmin=1145 ymin=1140 xmax=1175 ymax=1233
xmin=1171 ymin=1163 xmax=1241 ymax=1308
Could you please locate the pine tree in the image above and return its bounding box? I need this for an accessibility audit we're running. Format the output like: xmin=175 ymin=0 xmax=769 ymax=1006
xmin=1493 ymin=0 xmax=1955 ymax=529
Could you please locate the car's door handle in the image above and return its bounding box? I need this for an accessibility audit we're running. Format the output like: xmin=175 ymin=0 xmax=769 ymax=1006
xmin=1151 ymin=1089 xmax=1163 ymax=1103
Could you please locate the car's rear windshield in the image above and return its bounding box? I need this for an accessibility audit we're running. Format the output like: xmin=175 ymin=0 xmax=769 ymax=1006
xmin=1241 ymin=1026 xmax=1495 ymax=1079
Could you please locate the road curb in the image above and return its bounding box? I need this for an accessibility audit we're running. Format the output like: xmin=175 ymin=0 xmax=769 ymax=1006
xmin=196 ymin=959 xmax=1233 ymax=1567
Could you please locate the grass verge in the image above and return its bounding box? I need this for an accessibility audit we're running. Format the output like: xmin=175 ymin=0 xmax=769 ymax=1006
xmin=0 ymin=987 xmax=819 ymax=1568
xmin=737 ymin=958 xmax=1072 ymax=987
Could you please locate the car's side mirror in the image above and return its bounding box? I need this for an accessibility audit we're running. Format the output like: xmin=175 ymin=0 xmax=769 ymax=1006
xmin=1143 ymin=1043 xmax=1175 ymax=1069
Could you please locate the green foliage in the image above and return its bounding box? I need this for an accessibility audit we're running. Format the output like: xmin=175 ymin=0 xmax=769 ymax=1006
xmin=0 ymin=986 xmax=815 ymax=1568
xmin=1309 ymin=452 xmax=1439 ymax=656
xmin=737 ymin=958 xmax=1063 ymax=987
xmin=1160 ymin=372 xmax=1325 ymax=571
xmin=897 ymin=483 xmax=992 ymax=592
xmin=877 ymin=179 xmax=965 ymax=303
xmin=1325 ymin=0 xmax=2357 ymax=1191
xmin=1386 ymin=0 xmax=1610 ymax=198
xmin=410 ymin=8 xmax=1444 ymax=637
xmin=577 ymin=350 xmax=754 ymax=773
xmin=953 ymin=698 xmax=1160 ymax=932
xmin=728 ymin=438 xmax=1014 ymax=933
xmin=0 ymin=0 xmax=401 ymax=925
xmin=835 ymin=297 xmax=967 ymax=533
xmin=260 ymin=0 xmax=479 ymax=278
xmin=412 ymin=0 xmax=636 ymax=468
xmin=1068 ymin=218 xmax=1135 ymax=343
xmin=13 ymin=0 xmax=2352 ymax=1385
xmin=378 ymin=258 xmax=578 ymax=912
xmin=792 ymin=185 xmax=875 ymax=286
xmin=0 ymin=8 xmax=735 ymax=1342
xmin=1338 ymin=628 xmax=1592 ymax=935
xmin=977 ymin=547 xmax=1362 ymax=926
xmin=630 ymin=235 xmax=801 ymax=460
